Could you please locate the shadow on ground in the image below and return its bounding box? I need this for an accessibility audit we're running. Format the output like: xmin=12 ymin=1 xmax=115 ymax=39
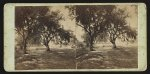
xmin=15 ymin=46 xmax=137 ymax=70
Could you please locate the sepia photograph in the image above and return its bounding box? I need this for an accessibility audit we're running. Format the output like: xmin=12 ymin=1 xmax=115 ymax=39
xmin=4 ymin=3 xmax=147 ymax=71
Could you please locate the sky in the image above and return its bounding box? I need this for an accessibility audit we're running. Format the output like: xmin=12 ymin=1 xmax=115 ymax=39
xmin=50 ymin=5 xmax=138 ymax=42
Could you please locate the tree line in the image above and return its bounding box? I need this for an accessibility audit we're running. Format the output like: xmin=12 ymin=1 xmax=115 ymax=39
xmin=15 ymin=6 xmax=137 ymax=54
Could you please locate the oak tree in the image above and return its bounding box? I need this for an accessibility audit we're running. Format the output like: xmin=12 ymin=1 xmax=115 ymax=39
xmin=67 ymin=5 xmax=115 ymax=51
xmin=105 ymin=8 xmax=137 ymax=48
xmin=38 ymin=10 xmax=72 ymax=51
xmin=15 ymin=6 xmax=49 ymax=54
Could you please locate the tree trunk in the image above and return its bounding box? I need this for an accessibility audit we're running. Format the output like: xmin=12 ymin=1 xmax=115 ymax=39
xmin=90 ymin=44 xmax=94 ymax=51
xmin=111 ymin=40 xmax=117 ymax=48
xmin=89 ymin=36 xmax=94 ymax=51
xmin=59 ymin=42 xmax=62 ymax=47
xmin=44 ymin=39 xmax=51 ymax=52
xmin=23 ymin=40 xmax=28 ymax=54
xmin=46 ymin=45 xmax=50 ymax=51
xmin=112 ymin=42 xmax=116 ymax=48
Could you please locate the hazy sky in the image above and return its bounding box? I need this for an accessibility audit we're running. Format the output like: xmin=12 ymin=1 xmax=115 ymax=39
xmin=50 ymin=5 xmax=138 ymax=42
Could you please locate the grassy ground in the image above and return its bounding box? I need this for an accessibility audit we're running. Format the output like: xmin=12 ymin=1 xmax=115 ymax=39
xmin=77 ymin=46 xmax=138 ymax=69
xmin=15 ymin=46 xmax=137 ymax=70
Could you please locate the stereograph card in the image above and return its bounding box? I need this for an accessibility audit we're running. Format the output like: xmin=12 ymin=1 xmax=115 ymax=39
xmin=4 ymin=3 xmax=147 ymax=72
